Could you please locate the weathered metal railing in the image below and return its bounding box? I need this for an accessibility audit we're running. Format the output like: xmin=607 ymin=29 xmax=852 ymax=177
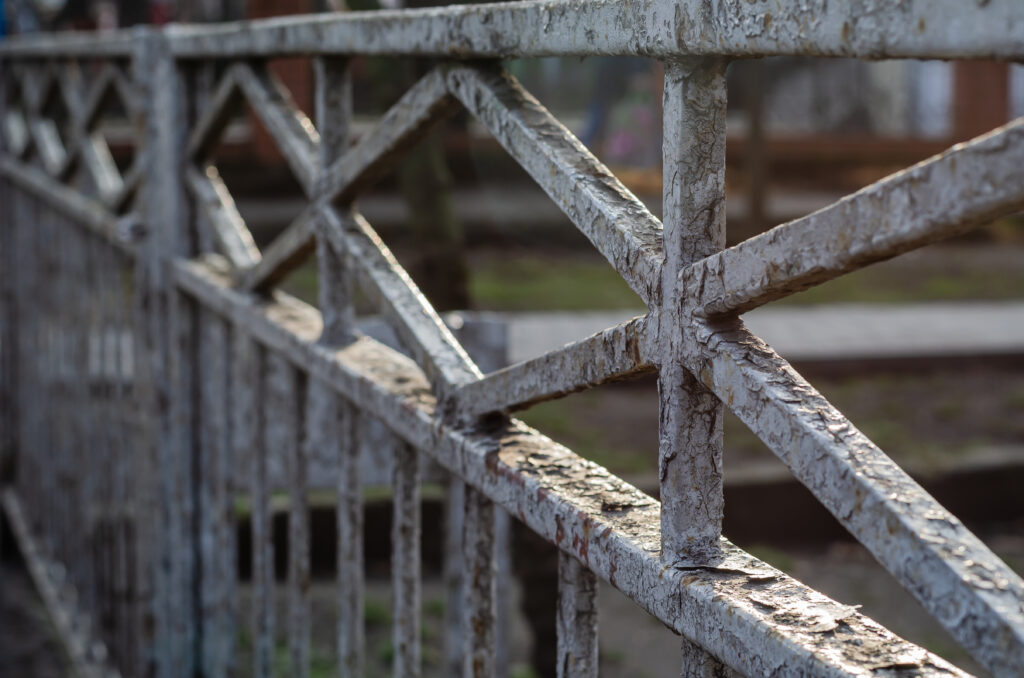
xmin=2 ymin=2 xmax=1023 ymax=677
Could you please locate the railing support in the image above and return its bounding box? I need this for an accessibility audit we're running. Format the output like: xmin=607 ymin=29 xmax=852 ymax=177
xmin=658 ymin=57 xmax=729 ymax=566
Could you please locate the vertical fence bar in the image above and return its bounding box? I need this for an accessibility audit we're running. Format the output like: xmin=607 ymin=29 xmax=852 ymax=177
xmin=463 ymin=486 xmax=496 ymax=678
xmin=199 ymin=310 xmax=234 ymax=677
xmin=681 ymin=637 xmax=733 ymax=678
xmin=392 ymin=439 xmax=421 ymax=678
xmin=337 ymin=399 xmax=364 ymax=676
xmin=314 ymin=55 xmax=355 ymax=345
xmin=444 ymin=476 xmax=465 ymax=677
xmin=660 ymin=55 xmax=732 ymax=675
xmin=288 ymin=367 xmax=311 ymax=678
xmin=135 ymin=27 xmax=197 ymax=678
xmin=314 ymin=54 xmax=365 ymax=678
xmin=253 ymin=349 xmax=276 ymax=678
xmin=658 ymin=57 xmax=729 ymax=566
xmin=110 ymin=244 xmax=135 ymax=673
xmin=556 ymin=553 xmax=598 ymax=678
xmin=0 ymin=65 xmax=10 ymax=488
xmin=231 ymin=328 xmax=260 ymax=674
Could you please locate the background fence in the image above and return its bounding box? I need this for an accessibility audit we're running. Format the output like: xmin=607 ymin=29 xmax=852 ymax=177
xmin=1 ymin=2 xmax=1024 ymax=677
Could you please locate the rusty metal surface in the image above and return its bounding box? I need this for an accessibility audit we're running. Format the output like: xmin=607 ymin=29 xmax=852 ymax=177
xmin=161 ymin=0 xmax=1024 ymax=60
xmin=3 ymin=7 xmax=1024 ymax=678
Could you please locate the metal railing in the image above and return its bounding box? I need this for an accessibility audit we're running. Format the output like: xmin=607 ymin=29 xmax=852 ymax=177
xmin=1 ymin=2 xmax=1023 ymax=676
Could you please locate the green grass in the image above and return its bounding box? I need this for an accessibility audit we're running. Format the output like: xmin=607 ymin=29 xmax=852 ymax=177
xmin=275 ymin=245 xmax=1024 ymax=313
xmin=469 ymin=255 xmax=645 ymax=311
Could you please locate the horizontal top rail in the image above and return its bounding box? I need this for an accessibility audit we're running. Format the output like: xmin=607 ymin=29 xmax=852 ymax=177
xmin=1 ymin=0 xmax=1024 ymax=60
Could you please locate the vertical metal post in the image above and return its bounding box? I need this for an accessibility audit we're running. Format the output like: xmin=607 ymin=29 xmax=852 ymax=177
xmin=659 ymin=57 xmax=729 ymax=566
xmin=314 ymin=55 xmax=355 ymax=344
xmin=314 ymin=55 xmax=366 ymax=677
xmin=392 ymin=439 xmax=422 ymax=678
xmin=681 ymin=637 xmax=733 ymax=678
xmin=336 ymin=399 xmax=364 ymax=676
xmin=198 ymin=310 xmax=234 ymax=678
xmin=556 ymin=552 xmax=598 ymax=678
xmin=444 ymin=476 xmax=465 ymax=677
xmin=133 ymin=26 xmax=197 ymax=678
xmin=288 ymin=367 xmax=311 ymax=678
xmin=463 ymin=486 xmax=496 ymax=678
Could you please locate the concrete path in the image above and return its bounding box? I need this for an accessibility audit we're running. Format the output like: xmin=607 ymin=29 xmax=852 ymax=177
xmin=503 ymin=302 xmax=1024 ymax=365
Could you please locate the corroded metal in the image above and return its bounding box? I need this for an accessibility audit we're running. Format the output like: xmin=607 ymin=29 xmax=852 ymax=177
xmin=393 ymin=439 xmax=423 ymax=677
xmin=173 ymin=258 xmax=974 ymax=676
xmin=556 ymin=553 xmax=598 ymax=678
xmin=688 ymin=119 xmax=1024 ymax=317
xmin=185 ymin=164 xmax=261 ymax=269
xmin=4 ymin=5 xmax=1024 ymax=678
xmin=447 ymin=65 xmax=663 ymax=306
xmin=454 ymin=314 xmax=655 ymax=416
xmin=157 ymin=0 xmax=1024 ymax=60
xmin=658 ymin=57 xmax=728 ymax=565
xmin=682 ymin=317 xmax=1024 ymax=675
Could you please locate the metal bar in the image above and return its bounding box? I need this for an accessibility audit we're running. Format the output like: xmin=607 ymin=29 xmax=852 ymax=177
xmin=686 ymin=316 xmax=1024 ymax=675
xmin=447 ymin=65 xmax=662 ymax=307
xmin=462 ymin=486 xmax=496 ymax=678
xmin=185 ymin=164 xmax=261 ymax=269
xmin=335 ymin=395 xmax=364 ymax=677
xmin=0 ymin=158 xmax=135 ymax=254
xmin=313 ymin=55 xmax=356 ymax=345
xmin=186 ymin=64 xmax=244 ymax=163
xmin=0 ymin=31 xmax=135 ymax=57
xmin=233 ymin=61 xmax=319 ymax=196
xmin=688 ymin=119 xmax=1024 ymax=317
xmin=393 ymin=439 xmax=422 ymax=678
xmin=198 ymin=312 xmax=234 ymax=678
xmin=81 ymin=132 xmax=126 ymax=206
xmin=27 ymin=114 xmax=70 ymax=177
xmin=251 ymin=344 xmax=274 ymax=678
xmin=2 ymin=110 xmax=31 ymax=157
xmin=2 ymin=490 xmax=122 ymax=678
xmin=138 ymin=30 xmax=199 ymax=678
xmin=79 ymin=63 xmax=122 ymax=131
xmin=157 ymin=0 xmax=1024 ymax=60
xmin=56 ymin=63 xmax=124 ymax=203
xmin=289 ymin=369 xmax=312 ymax=678
xmin=236 ymin=206 xmax=316 ymax=293
xmin=556 ymin=553 xmax=598 ymax=678
xmin=454 ymin=315 xmax=655 ymax=417
xmin=167 ymin=289 xmax=199 ymax=678
xmin=658 ymin=57 xmax=728 ymax=566
xmin=172 ymin=257 xmax=972 ymax=677
xmin=681 ymin=637 xmax=734 ymax=678
xmin=443 ymin=476 xmax=465 ymax=678
xmin=320 ymin=67 xmax=457 ymax=206
xmin=230 ymin=331 xmax=260 ymax=676
xmin=105 ymin=155 xmax=143 ymax=215
xmin=319 ymin=207 xmax=482 ymax=390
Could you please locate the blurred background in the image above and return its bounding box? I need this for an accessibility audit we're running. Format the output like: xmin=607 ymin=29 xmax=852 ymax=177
xmin=2 ymin=1 xmax=1023 ymax=677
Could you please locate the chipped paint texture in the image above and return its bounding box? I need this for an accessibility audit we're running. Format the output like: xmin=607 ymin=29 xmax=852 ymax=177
xmin=0 ymin=0 xmax=1008 ymax=59
xmin=4 ymin=7 xmax=1024 ymax=678
xmin=659 ymin=58 xmax=728 ymax=565
xmin=557 ymin=553 xmax=599 ymax=678
xmin=688 ymin=119 xmax=1024 ymax=317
